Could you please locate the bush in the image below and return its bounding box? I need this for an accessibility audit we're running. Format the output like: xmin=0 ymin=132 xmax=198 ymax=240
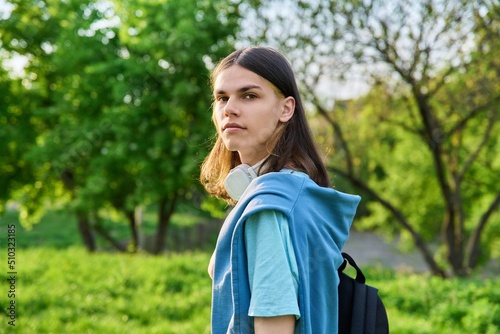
xmin=372 ymin=272 xmax=500 ymax=333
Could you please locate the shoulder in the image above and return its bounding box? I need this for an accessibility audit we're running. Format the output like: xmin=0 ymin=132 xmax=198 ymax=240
xmin=245 ymin=210 xmax=287 ymax=239
xmin=239 ymin=170 xmax=311 ymax=216
xmin=245 ymin=210 xmax=288 ymax=233
xmin=237 ymin=169 xmax=360 ymax=225
xmin=249 ymin=169 xmax=350 ymax=207
xmin=252 ymin=170 xmax=312 ymax=198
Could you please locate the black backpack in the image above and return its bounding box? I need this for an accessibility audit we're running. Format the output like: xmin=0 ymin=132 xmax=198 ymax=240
xmin=338 ymin=252 xmax=389 ymax=334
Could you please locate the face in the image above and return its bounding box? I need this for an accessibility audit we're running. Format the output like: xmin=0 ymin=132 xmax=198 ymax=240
xmin=213 ymin=65 xmax=295 ymax=165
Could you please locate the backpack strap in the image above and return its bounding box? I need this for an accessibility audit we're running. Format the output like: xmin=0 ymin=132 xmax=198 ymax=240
xmin=341 ymin=252 xmax=366 ymax=283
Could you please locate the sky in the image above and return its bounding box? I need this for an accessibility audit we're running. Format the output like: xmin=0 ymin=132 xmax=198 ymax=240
xmin=0 ymin=0 xmax=13 ymax=19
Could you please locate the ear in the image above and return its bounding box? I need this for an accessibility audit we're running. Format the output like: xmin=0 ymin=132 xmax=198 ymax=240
xmin=279 ymin=96 xmax=295 ymax=123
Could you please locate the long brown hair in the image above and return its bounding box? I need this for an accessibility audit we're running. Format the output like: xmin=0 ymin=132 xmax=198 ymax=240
xmin=200 ymin=46 xmax=330 ymax=203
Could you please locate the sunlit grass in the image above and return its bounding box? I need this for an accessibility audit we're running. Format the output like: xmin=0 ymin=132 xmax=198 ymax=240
xmin=0 ymin=210 xmax=499 ymax=333
xmin=1 ymin=247 xmax=212 ymax=334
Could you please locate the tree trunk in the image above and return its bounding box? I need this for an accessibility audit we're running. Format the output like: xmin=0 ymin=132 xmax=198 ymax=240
xmin=152 ymin=193 xmax=180 ymax=255
xmin=94 ymin=222 xmax=127 ymax=252
xmin=135 ymin=206 xmax=144 ymax=249
xmin=442 ymin=211 xmax=465 ymax=276
xmin=126 ymin=210 xmax=139 ymax=253
xmin=77 ymin=211 xmax=96 ymax=252
xmin=60 ymin=170 xmax=96 ymax=252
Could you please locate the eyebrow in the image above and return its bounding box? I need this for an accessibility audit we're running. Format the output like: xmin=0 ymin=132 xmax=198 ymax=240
xmin=214 ymin=84 xmax=263 ymax=96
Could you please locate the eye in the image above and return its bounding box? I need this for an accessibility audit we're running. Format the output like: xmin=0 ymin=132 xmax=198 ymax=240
xmin=243 ymin=93 xmax=257 ymax=100
xmin=215 ymin=96 xmax=228 ymax=102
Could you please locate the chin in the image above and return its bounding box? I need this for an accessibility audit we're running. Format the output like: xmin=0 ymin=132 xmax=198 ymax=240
xmin=222 ymin=140 xmax=242 ymax=152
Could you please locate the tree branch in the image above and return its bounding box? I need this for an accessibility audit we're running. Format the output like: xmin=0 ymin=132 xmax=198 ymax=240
xmin=466 ymin=191 xmax=500 ymax=269
xmin=445 ymin=94 xmax=500 ymax=139
xmin=457 ymin=110 xmax=496 ymax=182
xmin=306 ymin=89 xmax=355 ymax=176
xmin=328 ymin=165 xmax=447 ymax=277
xmin=94 ymin=221 xmax=127 ymax=252
xmin=153 ymin=192 xmax=180 ymax=254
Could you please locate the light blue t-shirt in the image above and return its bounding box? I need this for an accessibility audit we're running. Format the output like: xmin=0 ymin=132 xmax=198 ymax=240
xmin=244 ymin=210 xmax=301 ymax=320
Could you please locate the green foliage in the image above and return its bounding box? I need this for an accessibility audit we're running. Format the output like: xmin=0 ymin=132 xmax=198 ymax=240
xmin=240 ymin=0 xmax=500 ymax=275
xmin=0 ymin=0 xmax=239 ymax=249
xmin=376 ymin=273 xmax=500 ymax=334
xmin=339 ymin=90 xmax=446 ymax=244
xmin=0 ymin=247 xmax=212 ymax=333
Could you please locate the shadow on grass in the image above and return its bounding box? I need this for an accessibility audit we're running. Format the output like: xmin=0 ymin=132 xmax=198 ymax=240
xmin=0 ymin=209 xmax=80 ymax=249
xmin=0 ymin=209 xmax=222 ymax=252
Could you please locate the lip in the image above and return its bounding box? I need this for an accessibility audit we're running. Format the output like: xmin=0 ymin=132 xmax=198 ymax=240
xmin=223 ymin=122 xmax=245 ymax=132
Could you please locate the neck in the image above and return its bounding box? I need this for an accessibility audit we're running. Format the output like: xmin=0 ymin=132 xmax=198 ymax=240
xmin=240 ymin=154 xmax=269 ymax=166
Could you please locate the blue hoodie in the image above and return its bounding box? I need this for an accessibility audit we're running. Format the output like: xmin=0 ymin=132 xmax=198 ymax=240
xmin=211 ymin=170 xmax=361 ymax=334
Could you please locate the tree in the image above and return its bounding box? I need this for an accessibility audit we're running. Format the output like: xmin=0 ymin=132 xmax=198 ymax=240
xmin=242 ymin=0 xmax=500 ymax=277
xmin=0 ymin=0 xmax=239 ymax=253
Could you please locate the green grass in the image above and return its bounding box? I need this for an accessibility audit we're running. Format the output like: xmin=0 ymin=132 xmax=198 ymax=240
xmin=1 ymin=209 xmax=81 ymax=249
xmin=0 ymin=247 xmax=212 ymax=333
xmin=0 ymin=208 xmax=218 ymax=251
xmin=371 ymin=270 xmax=500 ymax=333
xmin=0 ymin=210 xmax=499 ymax=333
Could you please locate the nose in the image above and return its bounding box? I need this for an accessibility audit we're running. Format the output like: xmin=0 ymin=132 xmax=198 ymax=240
xmin=223 ymin=98 xmax=238 ymax=117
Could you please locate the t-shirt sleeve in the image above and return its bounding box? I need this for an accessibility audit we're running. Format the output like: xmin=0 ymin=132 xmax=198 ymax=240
xmin=244 ymin=210 xmax=300 ymax=319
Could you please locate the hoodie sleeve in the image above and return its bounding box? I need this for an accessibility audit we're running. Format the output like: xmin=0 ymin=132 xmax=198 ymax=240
xmin=244 ymin=210 xmax=301 ymax=319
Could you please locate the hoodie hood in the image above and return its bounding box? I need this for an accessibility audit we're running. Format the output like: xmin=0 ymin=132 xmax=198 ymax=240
xmin=238 ymin=170 xmax=360 ymax=252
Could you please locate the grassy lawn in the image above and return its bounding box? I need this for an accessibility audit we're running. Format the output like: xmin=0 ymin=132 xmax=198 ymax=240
xmin=2 ymin=247 xmax=212 ymax=333
xmin=1 ymin=209 xmax=499 ymax=333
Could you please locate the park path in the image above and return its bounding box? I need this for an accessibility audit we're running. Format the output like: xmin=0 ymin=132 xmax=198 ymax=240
xmin=343 ymin=230 xmax=428 ymax=273
xmin=343 ymin=230 xmax=500 ymax=277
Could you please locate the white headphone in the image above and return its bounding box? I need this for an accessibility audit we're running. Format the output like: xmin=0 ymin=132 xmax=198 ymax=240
xmin=224 ymin=158 xmax=266 ymax=201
